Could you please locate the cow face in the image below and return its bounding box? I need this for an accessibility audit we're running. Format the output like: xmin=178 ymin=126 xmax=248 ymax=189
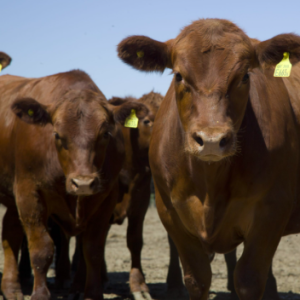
xmin=118 ymin=19 xmax=300 ymax=162
xmin=11 ymin=90 xmax=148 ymax=196
xmin=109 ymin=92 xmax=163 ymax=157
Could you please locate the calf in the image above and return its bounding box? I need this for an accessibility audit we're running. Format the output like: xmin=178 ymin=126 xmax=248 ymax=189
xmin=118 ymin=19 xmax=300 ymax=300
xmin=0 ymin=70 xmax=148 ymax=300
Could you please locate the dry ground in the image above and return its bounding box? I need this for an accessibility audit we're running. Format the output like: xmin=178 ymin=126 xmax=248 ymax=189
xmin=0 ymin=205 xmax=299 ymax=299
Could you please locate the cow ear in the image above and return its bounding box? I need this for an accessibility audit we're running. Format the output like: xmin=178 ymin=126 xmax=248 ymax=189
xmin=109 ymin=101 xmax=149 ymax=125
xmin=11 ymin=98 xmax=51 ymax=126
xmin=117 ymin=36 xmax=174 ymax=72
xmin=0 ymin=52 xmax=12 ymax=70
xmin=255 ymin=33 xmax=300 ymax=67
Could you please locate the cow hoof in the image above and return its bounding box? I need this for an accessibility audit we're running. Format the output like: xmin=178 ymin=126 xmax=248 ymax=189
xmin=132 ymin=291 xmax=153 ymax=300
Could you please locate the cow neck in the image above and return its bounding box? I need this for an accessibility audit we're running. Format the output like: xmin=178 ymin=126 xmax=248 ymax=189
xmin=132 ymin=134 xmax=149 ymax=172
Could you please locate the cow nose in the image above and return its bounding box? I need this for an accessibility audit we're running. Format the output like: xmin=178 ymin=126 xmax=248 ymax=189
xmin=192 ymin=130 xmax=233 ymax=156
xmin=70 ymin=177 xmax=99 ymax=195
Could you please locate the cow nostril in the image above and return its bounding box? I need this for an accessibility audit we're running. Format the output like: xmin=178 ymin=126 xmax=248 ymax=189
xmin=219 ymin=137 xmax=228 ymax=148
xmin=195 ymin=136 xmax=204 ymax=146
xmin=71 ymin=179 xmax=79 ymax=190
xmin=89 ymin=178 xmax=97 ymax=190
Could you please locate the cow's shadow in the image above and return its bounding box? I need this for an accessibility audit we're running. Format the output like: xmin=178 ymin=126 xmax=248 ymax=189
xmin=103 ymin=272 xmax=300 ymax=300
xmin=0 ymin=271 xmax=299 ymax=300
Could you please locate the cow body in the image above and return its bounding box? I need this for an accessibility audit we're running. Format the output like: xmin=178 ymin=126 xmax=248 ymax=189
xmin=118 ymin=19 xmax=300 ymax=300
xmin=0 ymin=70 xmax=148 ymax=300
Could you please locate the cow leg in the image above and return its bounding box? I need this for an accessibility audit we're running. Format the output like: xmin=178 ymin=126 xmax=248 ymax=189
xmin=224 ymin=249 xmax=280 ymax=300
xmin=15 ymin=184 xmax=54 ymax=300
xmin=155 ymin=192 xmax=211 ymax=300
xmin=171 ymin=236 xmax=211 ymax=300
xmin=224 ymin=249 xmax=237 ymax=297
xmin=69 ymin=234 xmax=86 ymax=298
xmin=126 ymin=175 xmax=153 ymax=300
xmin=263 ymin=262 xmax=280 ymax=300
xmin=1 ymin=205 xmax=24 ymax=300
xmin=81 ymin=193 xmax=117 ymax=300
xmin=234 ymin=198 xmax=289 ymax=300
xmin=49 ymin=219 xmax=71 ymax=289
xmin=166 ymin=234 xmax=184 ymax=291
xmin=19 ymin=237 xmax=32 ymax=284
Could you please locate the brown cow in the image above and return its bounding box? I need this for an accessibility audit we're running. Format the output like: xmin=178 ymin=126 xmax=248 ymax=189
xmin=118 ymin=18 xmax=300 ymax=300
xmin=109 ymin=91 xmax=163 ymax=300
xmin=68 ymin=92 xmax=164 ymax=300
xmin=0 ymin=70 xmax=148 ymax=300
xmin=0 ymin=51 xmax=11 ymax=70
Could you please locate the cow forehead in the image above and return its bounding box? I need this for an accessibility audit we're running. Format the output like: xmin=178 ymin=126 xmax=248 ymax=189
xmin=53 ymin=95 xmax=112 ymax=134
xmin=172 ymin=19 xmax=254 ymax=75
xmin=175 ymin=19 xmax=250 ymax=49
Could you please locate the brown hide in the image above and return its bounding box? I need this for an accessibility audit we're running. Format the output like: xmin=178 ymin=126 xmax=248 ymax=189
xmin=0 ymin=70 xmax=149 ymax=300
xmin=118 ymin=19 xmax=300 ymax=300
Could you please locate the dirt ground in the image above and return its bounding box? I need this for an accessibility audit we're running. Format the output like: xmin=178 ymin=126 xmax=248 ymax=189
xmin=0 ymin=205 xmax=299 ymax=300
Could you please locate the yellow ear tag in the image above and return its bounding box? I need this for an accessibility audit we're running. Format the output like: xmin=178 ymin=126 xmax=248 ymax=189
xmin=124 ymin=109 xmax=138 ymax=128
xmin=136 ymin=51 xmax=144 ymax=58
xmin=0 ymin=64 xmax=2 ymax=72
xmin=274 ymin=52 xmax=292 ymax=77
xmin=28 ymin=109 xmax=34 ymax=116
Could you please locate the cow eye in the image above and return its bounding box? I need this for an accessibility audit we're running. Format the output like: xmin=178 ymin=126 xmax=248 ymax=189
xmin=242 ymin=73 xmax=249 ymax=83
xmin=54 ymin=132 xmax=60 ymax=140
xmin=175 ymin=72 xmax=182 ymax=82
xmin=143 ymin=119 xmax=150 ymax=125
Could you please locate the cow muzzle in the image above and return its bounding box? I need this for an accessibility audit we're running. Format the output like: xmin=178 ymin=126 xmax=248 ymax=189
xmin=68 ymin=175 xmax=101 ymax=196
xmin=190 ymin=128 xmax=235 ymax=161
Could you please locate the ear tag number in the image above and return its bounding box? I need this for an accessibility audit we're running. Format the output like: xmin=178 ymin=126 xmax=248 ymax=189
xmin=274 ymin=52 xmax=292 ymax=77
xmin=0 ymin=64 xmax=2 ymax=72
xmin=28 ymin=109 xmax=34 ymax=116
xmin=124 ymin=109 xmax=138 ymax=128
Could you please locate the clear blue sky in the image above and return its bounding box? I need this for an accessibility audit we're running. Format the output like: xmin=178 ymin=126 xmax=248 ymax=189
xmin=2 ymin=0 xmax=299 ymax=99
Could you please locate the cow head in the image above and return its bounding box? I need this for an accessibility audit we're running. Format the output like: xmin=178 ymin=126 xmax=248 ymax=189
xmin=11 ymin=89 xmax=148 ymax=196
xmin=0 ymin=52 xmax=12 ymax=70
xmin=118 ymin=19 xmax=300 ymax=162
xmin=109 ymin=91 xmax=163 ymax=156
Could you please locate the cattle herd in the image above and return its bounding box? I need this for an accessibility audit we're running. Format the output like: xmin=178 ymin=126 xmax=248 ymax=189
xmin=0 ymin=18 xmax=300 ymax=300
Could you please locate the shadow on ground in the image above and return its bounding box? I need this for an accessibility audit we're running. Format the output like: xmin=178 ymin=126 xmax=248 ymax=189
xmin=0 ymin=272 xmax=299 ymax=300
